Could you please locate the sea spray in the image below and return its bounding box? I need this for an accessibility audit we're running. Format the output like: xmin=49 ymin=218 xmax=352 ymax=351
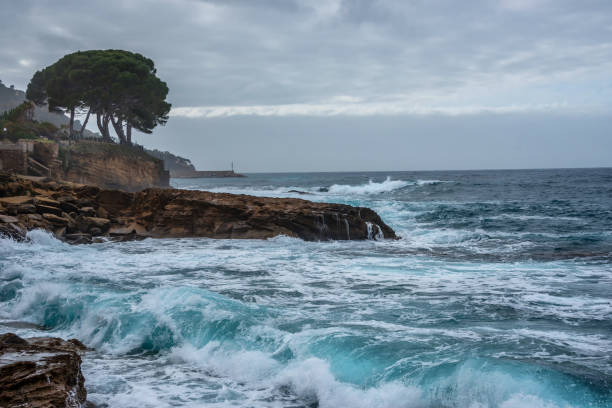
xmin=344 ymin=218 xmax=350 ymax=240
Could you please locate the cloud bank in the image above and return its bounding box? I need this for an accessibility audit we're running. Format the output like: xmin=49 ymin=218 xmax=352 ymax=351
xmin=1 ymin=0 xmax=611 ymax=170
xmin=171 ymin=102 xmax=579 ymax=118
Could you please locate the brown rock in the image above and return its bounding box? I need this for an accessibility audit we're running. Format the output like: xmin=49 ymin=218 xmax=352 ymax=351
xmin=79 ymin=207 xmax=97 ymax=216
xmin=0 ymin=196 xmax=33 ymax=205
xmin=34 ymin=196 xmax=60 ymax=206
xmin=0 ymin=333 xmax=88 ymax=408
xmin=0 ymin=223 xmax=25 ymax=240
xmin=16 ymin=203 xmax=37 ymax=214
xmin=0 ymin=172 xmax=397 ymax=243
xmin=62 ymin=211 xmax=76 ymax=223
xmin=26 ymin=213 xmax=42 ymax=221
xmin=97 ymin=206 xmax=109 ymax=218
xmin=54 ymin=226 xmax=66 ymax=238
xmin=109 ymin=222 xmax=148 ymax=236
xmin=0 ymin=215 xmax=18 ymax=223
xmin=42 ymin=213 xmax=70 ymax=225
xmin=89 ymin=227 xmax=102 ymax=235
xmin=36 ymin=203 xmax=63 ymax=216
xmin=60 ymin=200 xmax=79 ymax=213
xmin=32 ymin=187 xmax=52 ymax=196
xmin=65 ymin=233 xmax=92 ymax=244
xmin=83 ymin=216 xmax=111 ymax=230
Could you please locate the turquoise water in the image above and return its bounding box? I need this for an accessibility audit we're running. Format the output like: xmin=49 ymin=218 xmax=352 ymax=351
xmin=1 ymin=169 xmax=611 ymax=407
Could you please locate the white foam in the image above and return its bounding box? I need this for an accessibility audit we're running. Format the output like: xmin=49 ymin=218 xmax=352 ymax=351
xmin=277 ymin=358 xmax=423 ymax=408
xmin=416 ymin=179 xmax=451 ymax=186
xmin=171 ymin=346 xmax=424 ymax=408
xmin=499 ymin=393 xmax=562 ymax=408
xmin=328 ymin=177 xmax=410 ymax=195
xmin=25 ymin=229 xmax=64 ymax=246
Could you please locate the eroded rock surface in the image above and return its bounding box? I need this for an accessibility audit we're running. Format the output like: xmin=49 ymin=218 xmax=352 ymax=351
xmin=0 ymin=172 xmax=397 ymax=243
xmin=0 ymin=333 xmax=88 ymax=408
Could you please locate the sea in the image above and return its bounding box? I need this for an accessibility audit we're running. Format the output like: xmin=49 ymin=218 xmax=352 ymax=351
xmin=1 ymin=168 xmax=611 ymax=408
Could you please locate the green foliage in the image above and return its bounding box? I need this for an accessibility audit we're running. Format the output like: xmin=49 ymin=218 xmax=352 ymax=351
xmin=0 ymin=101 xmax=59 ymax=141
xmin=64 ymin=140 xmax=158 ymax=161
xmin=1 ymin=101 xmax=34 ymax=122
xmin=35 ymin=121 xmax=59 ymax=138
xmin=25 ymin=49 xmax=171 ymax=143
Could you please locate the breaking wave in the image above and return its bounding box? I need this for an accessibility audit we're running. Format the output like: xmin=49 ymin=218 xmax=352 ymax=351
xmin=327 ymin=176 xmax=410 ymax=195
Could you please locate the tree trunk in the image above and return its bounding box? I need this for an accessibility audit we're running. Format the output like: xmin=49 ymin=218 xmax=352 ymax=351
xmin=79 ymin=108 xmax=91 ymax=139
xmin=69 ymin=108 xmax=75 ymax=139
xmin=96 ymin=112 xmax=106 ymax=140
xmin=103 ymin=114 xmax=111 ymax=142
xmin=126 ymin=123 xmax=132 ymax=145
xmin=110 ymin=116 xmax=126 ymax=144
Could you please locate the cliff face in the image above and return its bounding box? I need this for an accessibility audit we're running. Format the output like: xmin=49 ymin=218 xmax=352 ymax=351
xmin=0 ymin=172 xmax=397 ymax=243
xmin=0 ymin=333 xmax=88 ymax=408
xmin=61 ymin=143 xmax=169 ymax=191
xmin=1 ymin=140 xmax=170 ymax=192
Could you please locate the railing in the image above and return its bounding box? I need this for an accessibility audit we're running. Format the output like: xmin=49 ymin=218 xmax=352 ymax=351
xmin=27 ymin=156 xmax=50 ymax=177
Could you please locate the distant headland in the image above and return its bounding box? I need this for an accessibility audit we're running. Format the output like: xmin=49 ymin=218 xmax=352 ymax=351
xmin=145 ymin=148 xmax=246 ymax=178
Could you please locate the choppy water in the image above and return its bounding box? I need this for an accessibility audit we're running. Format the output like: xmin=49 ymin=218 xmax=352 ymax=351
xmin=1 ymin=168 xmax=611 ymax=407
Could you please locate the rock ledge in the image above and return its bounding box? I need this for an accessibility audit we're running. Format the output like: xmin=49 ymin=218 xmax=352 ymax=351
xmin=0 ymin=333 xmax=88 ymax=408
xmin=0 ymin=173 xmax=397 ymax=243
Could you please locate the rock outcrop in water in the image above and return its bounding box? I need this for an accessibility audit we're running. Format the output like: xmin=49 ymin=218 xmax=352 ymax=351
xmin=0 ymin=333 xmax=88 ymax=408
xmin=0 ymin=173 xmax=397 ymax=244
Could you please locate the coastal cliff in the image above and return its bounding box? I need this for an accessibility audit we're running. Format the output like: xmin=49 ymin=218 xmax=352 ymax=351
xmin=0 ymin=173 xmax=397 ymax=243
xmin=0 ymin=139 xmax=170 ymax=192
xmin=60 ymin=142 xmax=169 ymax=191
xmin=0 ymin=333 xmax=88 ymax=408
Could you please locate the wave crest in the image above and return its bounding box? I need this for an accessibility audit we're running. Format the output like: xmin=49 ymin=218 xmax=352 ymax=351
xmin=328 ymin=177 xmax=410 ymax=195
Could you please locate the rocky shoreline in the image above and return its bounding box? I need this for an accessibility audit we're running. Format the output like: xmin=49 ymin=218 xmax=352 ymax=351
xmin=0 ymin=333 xmax=90 ymax=408
xmin=0 ymin=172 xmax=397 ymax=244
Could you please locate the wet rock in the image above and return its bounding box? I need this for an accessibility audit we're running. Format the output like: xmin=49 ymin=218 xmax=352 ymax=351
xmin=16 ymin=203 xmax=37 ymax=214
xmin=109 ymin=222 xmax=148 ymax=236
xmin=0 ymin=172 xmax=398 ymax=243
xmin=0 ymin=333 xmax=88 ymax=408
xmin=89 ymin=227 xmax=102 ymax=235
xmin=0 ymin=215 xmax=19 ymax=223
xmin=59 ymin=200 xmax=79 ymax=213
xmin=54 ymin=226 xmax=67 ymax=238
xmin=0 ymin=223 xmax=25 ymax=240
xmin=65 ymin=233 xmax=93 ymax=244
xmin=96 ymin=206 xmax=109 ymax=219
xmin=82 ymin=216 xmax=111 ymax=231
xmin=79 ymin=207 xmax=97 ymax=216
xmin=36 ymin=203 xmax=63 ymax=216
xmin=42 ymin=213 xmax=70 ymax=225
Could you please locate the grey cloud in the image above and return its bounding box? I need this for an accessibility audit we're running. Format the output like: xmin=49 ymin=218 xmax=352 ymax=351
xmin=1 ymin=0 xmax=610 ymax=171
xmin=2 ymin=0 xmax=611 ymax=108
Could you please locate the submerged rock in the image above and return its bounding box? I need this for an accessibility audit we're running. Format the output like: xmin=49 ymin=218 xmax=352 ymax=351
xmin=0 ymin=172 xmax=397 ymax=243
xmin=0 ymin=333 xmax=88 ymax=408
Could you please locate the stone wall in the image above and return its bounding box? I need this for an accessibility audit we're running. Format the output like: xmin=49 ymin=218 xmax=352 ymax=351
xmin=0 ymin=141 xmax=27 ymax=174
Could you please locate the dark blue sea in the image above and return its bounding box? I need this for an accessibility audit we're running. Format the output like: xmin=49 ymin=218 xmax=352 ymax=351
xmin=1 ymin=168 xmax=611 ymax=407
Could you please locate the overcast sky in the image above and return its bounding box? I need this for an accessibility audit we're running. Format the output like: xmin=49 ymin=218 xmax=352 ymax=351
xmin=1 ymin=0 xmax=611 ymax=172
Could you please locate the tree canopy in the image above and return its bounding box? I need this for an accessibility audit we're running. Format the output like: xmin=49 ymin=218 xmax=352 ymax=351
xmin=26 ymin=50 xmax=171 ymax=144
